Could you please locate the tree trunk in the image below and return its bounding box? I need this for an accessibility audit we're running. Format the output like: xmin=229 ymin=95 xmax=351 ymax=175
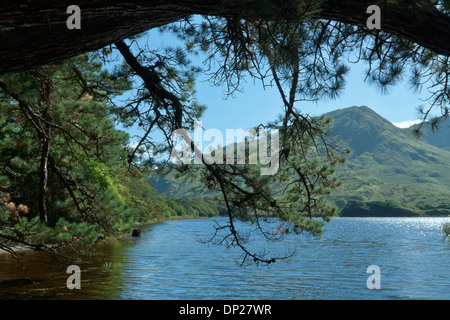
xmin=38 ymin=138 xmax=50 ymax=223
xmin=0 ymin=0 xmax=449 ymax=74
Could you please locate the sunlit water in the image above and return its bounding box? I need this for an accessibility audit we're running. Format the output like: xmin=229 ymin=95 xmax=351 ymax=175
xmin=1 ymin=217 xmax=449 ymax=299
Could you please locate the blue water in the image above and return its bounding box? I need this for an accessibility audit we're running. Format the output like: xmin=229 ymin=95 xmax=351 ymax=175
xmin=1 ymin=217 xmax=449 ymax=299
xmin=116 ymin=217 xmax=450 ymax=300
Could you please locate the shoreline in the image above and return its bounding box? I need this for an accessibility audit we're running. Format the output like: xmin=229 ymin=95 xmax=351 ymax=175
xmin=0 ymin=214 xmax=217 ymax=257
xmin=0 ymin=245 xmax=32 ymax=256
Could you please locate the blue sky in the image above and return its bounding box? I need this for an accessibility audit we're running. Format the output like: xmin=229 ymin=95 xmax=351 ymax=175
xmin=195 ymin=61 xmax=426 ymax=132
xmin=116 ymin=28 xmax=430 ymax=147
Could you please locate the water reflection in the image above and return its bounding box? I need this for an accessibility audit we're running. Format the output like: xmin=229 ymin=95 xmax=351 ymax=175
xmin=0 ymin=238 xmax=132 ymax=299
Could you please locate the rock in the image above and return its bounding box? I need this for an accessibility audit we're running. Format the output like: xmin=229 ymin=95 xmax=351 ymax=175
xmin=131 ymin=228 xmax=141 ymax=237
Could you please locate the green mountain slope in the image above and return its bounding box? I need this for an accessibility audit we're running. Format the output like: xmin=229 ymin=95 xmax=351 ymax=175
xmin=149 ymin=173 xmax=206 ymax=199
xmin=149 ymin=106 xmax=450 ymax=217
xmin=327 ymin=106 xmax=450 ymax=216
xmin=408 ymin=117 xmax=450 ymax=151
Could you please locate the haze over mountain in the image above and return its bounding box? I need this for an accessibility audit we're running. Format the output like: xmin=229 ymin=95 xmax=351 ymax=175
xmin=149 ymin=106 xmax=450 ymax=217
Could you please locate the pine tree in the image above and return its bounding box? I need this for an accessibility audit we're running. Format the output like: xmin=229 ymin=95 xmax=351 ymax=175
xmin=0 ymin=54 xmax=159 ymax=257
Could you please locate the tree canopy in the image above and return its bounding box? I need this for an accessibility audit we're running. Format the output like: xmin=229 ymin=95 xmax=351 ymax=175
xmin=1 ymin=1 xmax=450 ymax=74
xmin=1 ymin=0 xmax=449 ymax=265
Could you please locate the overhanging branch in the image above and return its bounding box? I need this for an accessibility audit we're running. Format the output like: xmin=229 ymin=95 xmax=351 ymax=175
xmin=0 ymin=0 xmax=449 ymax=74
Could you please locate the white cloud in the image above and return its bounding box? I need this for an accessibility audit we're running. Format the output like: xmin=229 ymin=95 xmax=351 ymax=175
xmin=128 ymin=140 xmax=154 ymax=159
xmin=128 ymin=140 xmax=140 ymax=150
xmin=392 ymin=120 xmax=422 ymax=128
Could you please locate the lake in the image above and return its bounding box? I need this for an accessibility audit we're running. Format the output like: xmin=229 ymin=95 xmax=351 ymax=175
xmin=0 ymin=217 xmax=449 ymax=300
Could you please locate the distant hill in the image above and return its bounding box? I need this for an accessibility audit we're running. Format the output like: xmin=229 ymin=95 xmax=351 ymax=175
xmin=327 ymin=106 xmax=450 ymax=216
xmin=149 ymin=172 xmax=206 ymax=199
xmin=407 ymin=117 xmax=450 ymax=151
xmin=149 ymin=106 xmax=450 ymax=217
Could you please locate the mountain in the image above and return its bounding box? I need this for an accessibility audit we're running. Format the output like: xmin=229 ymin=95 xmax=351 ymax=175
xmin=149 ymin=172 xmax=206 ymax=199
xmin=149 ymin=106 xmax=450 ymax=217
xmin=327 ymin=106 xmax=450 ymax=216
xmin=408 ymin=117 xmax=450 ymax=151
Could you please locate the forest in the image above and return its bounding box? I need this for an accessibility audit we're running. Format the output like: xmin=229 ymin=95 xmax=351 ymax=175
xmin=0 ymin=53 xmax=222 ymax=257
